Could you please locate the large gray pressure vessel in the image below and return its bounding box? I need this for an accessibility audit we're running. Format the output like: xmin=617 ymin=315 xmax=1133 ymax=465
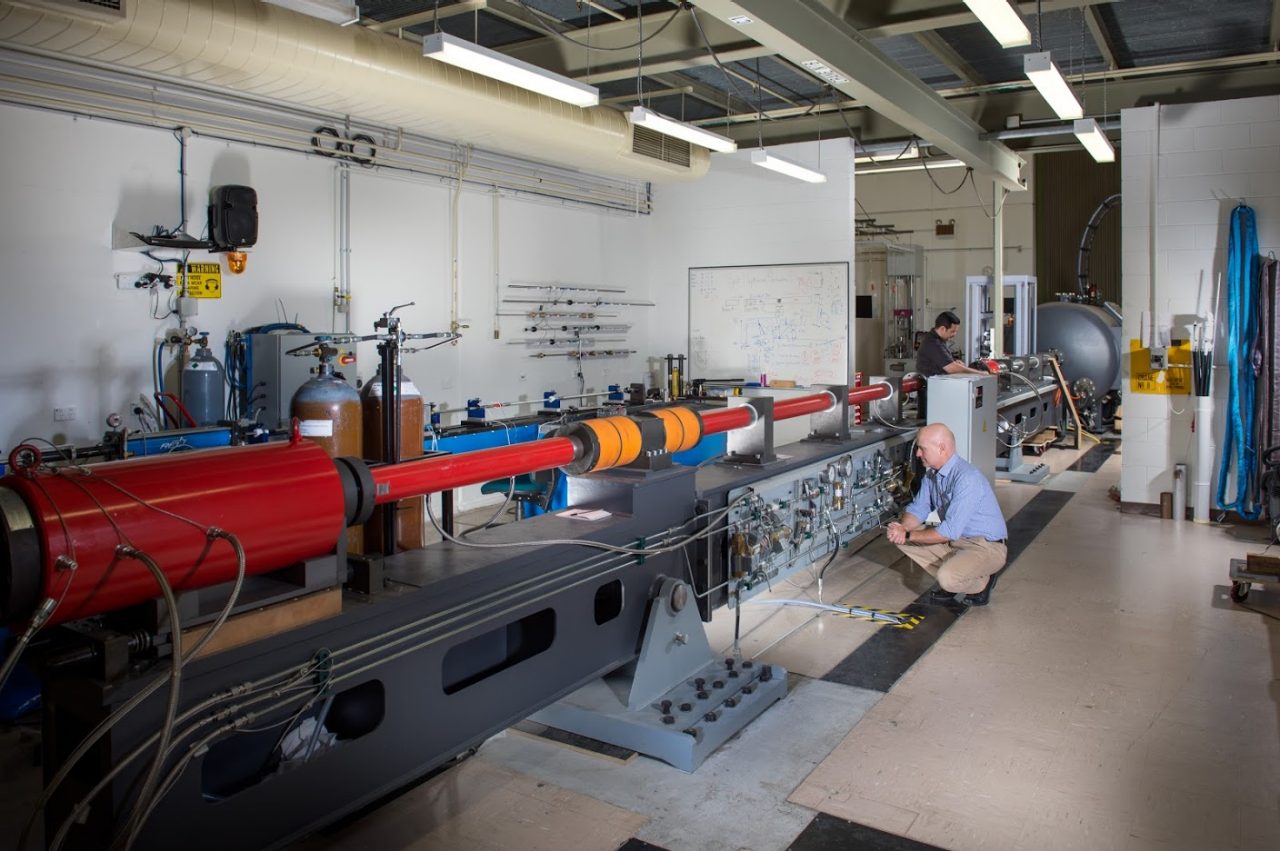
xmin=1035 ymin=302 xmax=1121 ymax=400
xmin=181 ymin=345 xmax=226 ymax=426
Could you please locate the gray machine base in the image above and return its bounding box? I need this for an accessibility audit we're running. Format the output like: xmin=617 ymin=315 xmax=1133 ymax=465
xmin=997 ymin=450 xmax=1050 ymax=483
xmin=529 ymin=657 xmax=787 ymax=772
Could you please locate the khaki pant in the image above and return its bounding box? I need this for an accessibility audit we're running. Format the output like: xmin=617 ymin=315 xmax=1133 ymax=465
xmin=895 ymin=536 xmax=1007 ymax=595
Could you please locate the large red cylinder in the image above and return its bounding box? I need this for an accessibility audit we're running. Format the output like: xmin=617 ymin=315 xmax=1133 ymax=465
xmin=2 ymin=439 xmax=346 ymax=626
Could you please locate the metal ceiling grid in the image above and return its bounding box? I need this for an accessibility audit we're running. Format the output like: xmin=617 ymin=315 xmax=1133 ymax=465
xmin=873 ymin=33 xmax=967 ymax=89
xmin=937 ymin=9 xmax=1109 ymax=85
xmin=1099 ymin=0 xmax=1272 ymax=67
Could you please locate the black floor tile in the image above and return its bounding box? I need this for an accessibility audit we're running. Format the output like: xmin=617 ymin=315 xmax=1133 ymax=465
xmin=788 ymin=813 xmax=949 ymax=850
xmin=1067 ymin=440 xmax=1119 ymax=472
xmin=822 ymin=489 xmax=1073 ymax=693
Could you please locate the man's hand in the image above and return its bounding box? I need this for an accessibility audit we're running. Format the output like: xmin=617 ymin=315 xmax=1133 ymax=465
xmin=886 ymin=521 xmax=908 ymax=545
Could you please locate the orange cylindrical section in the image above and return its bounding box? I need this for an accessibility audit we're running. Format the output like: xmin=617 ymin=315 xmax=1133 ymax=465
xmin=648 ymin=406 xmax=702 ymax=453
xmin=578 ymin=416 xmax=643 ymax=472
xmin=369 ymin=437 xmax=579 ymax=504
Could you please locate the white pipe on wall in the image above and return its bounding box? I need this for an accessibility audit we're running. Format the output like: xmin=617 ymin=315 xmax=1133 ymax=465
xmin=1194 ymin=395 xmax=1214 ymax=522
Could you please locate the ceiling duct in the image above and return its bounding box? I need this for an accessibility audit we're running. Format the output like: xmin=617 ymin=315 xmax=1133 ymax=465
xmin=0 ymin=0 xmax=709 ymax=182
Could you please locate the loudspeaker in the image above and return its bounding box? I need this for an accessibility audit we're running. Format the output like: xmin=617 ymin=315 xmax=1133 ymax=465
xmin=208 ymin=185 xmax=258 ymax=250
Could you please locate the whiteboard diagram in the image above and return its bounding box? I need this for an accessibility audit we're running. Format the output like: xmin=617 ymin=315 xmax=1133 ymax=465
xmin=688 ymin=262 xmax=850 ymax=387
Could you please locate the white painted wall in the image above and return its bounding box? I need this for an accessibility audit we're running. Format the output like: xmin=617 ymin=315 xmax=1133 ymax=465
xmin=646 ymin=138 xmax=856 ymax=443
xmin=853 ymin=161 xmax=1037 ymax=347
xmin=0 ymin=104 xmax=650 ymax=510
xmin=1119 ymin=98 xmax=1280 ymax=506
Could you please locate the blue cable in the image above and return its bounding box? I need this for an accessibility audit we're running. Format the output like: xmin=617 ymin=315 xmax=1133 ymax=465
xmin=1216 ymin=204 xmax=1262 ymax=518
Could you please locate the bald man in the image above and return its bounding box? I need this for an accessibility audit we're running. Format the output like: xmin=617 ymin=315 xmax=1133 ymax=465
xmin=886 ymin=424 xmax=1009 ymax=606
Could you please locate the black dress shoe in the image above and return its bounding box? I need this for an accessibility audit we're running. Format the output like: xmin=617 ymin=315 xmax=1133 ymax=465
xmin=928 ymin=586 xmax=961 ymax=604
xmin=961 ymin=566 xmax=1008 ymax=607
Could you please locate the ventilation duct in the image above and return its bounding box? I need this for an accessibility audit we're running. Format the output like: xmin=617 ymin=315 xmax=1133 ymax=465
xmin=0 ymin=0 xmax=710 ymax=182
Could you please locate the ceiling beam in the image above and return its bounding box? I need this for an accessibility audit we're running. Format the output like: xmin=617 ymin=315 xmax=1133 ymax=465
xmin=580 ymin=44 xmax=773 ymax=84
xmin=364 ymin=1 xmax=488 ymax=33
xmin=913 ymin=30 xmax=983 ymax=86
xmin=1083 ymin=5 xmax=1120 ymax=70
xmin=708 ymin=59 xmax=1280 ymax=150
xmin=857 ymin=0 xmax=1112 ymax=40
xmin=690 ymin=0 xmax=1025 ymax=189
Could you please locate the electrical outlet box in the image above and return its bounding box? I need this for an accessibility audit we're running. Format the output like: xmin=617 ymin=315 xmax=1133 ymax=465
xmin=1149 ymin=347 xmax=1169 ymax=371
xmin=54 ymin=406 xmax=77 ymax=422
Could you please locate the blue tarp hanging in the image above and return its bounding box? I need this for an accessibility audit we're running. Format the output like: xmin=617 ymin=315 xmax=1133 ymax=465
xmin=1216 ymin=204 xmax=1262 ymax=519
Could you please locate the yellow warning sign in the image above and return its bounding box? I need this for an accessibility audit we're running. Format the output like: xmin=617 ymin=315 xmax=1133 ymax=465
xmin=180 ymin=263 xmax=222 ymax=299
xmin=1128 ymin=338 xmax=1191 ymax=395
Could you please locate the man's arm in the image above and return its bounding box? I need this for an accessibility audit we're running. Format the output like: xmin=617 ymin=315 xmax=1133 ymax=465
xmin=942 ymin=360 xmax=987 ymax=376
xmin=887 ymin=513 xmax=951 ymax=545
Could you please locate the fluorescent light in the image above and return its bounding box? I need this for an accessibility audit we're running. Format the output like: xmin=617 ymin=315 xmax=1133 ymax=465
xmin=629 ymin=107 xmax=737 ymax=153
xmin=858 ymin=158 xmax=966 ymax=175
xmin=962 ymin=0 xmax=1031 ymax=48
xmin=1073 ymin=118 xmax=1115 ymax=163
xmin=424 ymin=32 xmax=599 ymax=108
xmin=751 ymin=150 xmax=827 ymax=183
xmin=728 ymin=15 xmax=754 ymax=25
xmin=261 ymin=0 xmax=360 ymax=26
xmin=854 ymin=141 xmax=919 ymax=164
xmin=1024 ymin=51 xmax=1082 ymax=120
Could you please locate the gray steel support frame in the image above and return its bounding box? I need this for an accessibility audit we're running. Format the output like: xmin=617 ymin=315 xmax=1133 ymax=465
xmin=726 ymin=397 xmax=776 ymax=465
xmin=529 ymin=577 xmax=786 ymax=772
xmin=806 ymin=385 xmax=850 ymax=442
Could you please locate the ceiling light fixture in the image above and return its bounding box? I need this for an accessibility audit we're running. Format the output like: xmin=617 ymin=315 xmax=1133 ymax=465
xmin=424 ymin=32 xmax=600 ymax=108
xmin=1073 ymin=118 xmax=1115 ymax=163
xmin=261 ymin=0 xmax=360 ymax=26
xmin=962 ymin=0 xmax=1031 ymax=48
xmin=858 ymin=158 xmax=967 ymax=175
xmin=854 ymin=140 xmax=920 ymax=164
xmin=630 ymin=106 xmax=737 ymax=153
xmin=728 ymin=15 xmax=754 ymax=25
xmin=751 ymin=150 xmax=827 ymax=183
xmin=1024 ymin=52 xmax=1082 ymax=120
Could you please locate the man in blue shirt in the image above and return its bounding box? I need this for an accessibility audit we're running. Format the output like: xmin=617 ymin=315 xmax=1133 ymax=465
xmin=885 ymin=423 xmax=1008 ymax=606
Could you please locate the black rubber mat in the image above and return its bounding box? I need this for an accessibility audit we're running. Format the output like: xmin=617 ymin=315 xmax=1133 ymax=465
xmin=1066 ymin=440 xmax=1118 ymax=472
xmin=788 ymin=813 xmax=949 ymax=850
xmin=822 ymin=489 xmax=1073 ymax=693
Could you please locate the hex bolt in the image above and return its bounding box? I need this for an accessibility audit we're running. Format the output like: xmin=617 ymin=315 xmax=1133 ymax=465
xmin=725 ymin=696 xmax=739 ymax=708
xmin=713 ymin=679 xmax=725 ymax=689
xmin=704 ymin=711 xmax=720 ymax=722
xmin=694 ymin=677 xmax=706 ymax=690
xmin=662 ymin=715 xmax=675 ymax=725
xmin=696 ymin=690 xmax=709 ymax=700
xmin=760 ymin=665 xmax=773 ymax=682
xmin=660 ymin=699 xmax=672 ymax=714
xmin=725 ymin=658 xmax=736 ymax=670
xmin=680 ymin=702 xmax=693 ymax=712
xmin=742 ymin=660 xmax=754 ymax=669
xmin=728 ymin=670 xmax=740 ymax=679
xmin=743 ymin=684 xmax=755 ymax=695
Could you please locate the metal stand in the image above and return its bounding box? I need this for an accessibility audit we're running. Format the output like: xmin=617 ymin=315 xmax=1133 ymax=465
xmin=996 ymin=447 xmax=1050 ymax=483
xmin=528 ymin=578 xmax=787 ymax=772
xmin=725 ymin=397 xmax=776 ymax=465
xmin=806 ymin=384 xmax=850 ymax=442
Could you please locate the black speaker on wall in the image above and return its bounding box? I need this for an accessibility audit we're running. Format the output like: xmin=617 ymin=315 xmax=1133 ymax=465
xmin=209 ymin=185 xmax=258 ymax=250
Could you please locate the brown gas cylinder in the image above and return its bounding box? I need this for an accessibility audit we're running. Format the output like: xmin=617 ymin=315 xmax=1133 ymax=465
xmin=362 ymin=366 xmax=426 ymax=551
xmin=291 ymin=359 xmax=364 ymax=552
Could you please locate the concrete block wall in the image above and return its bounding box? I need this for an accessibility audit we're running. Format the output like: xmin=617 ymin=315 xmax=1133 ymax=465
xmin=1120 ymin=98 xmax=1280 ymax=506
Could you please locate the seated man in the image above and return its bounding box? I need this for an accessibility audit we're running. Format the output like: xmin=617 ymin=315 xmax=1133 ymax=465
xmin=885 ymin=423 xmax=1008 ymax=606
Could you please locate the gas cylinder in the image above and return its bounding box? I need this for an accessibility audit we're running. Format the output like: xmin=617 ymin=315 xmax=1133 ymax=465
xmin=362 ymin=365 xmax=425 ymax=551
xmin=181 ymin=343 xmax=226 ymax=426
xmin=292 ymin=356 xmax=363 ymax=551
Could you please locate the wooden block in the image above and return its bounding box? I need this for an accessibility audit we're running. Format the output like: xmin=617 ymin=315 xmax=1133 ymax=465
xmin=184 ymin=588 xmax=342 ymax=660
xmin=1245 ymin=553 xmax=1280 ymax=577
xmin=770 ymin=379 xmax=798 ymax=388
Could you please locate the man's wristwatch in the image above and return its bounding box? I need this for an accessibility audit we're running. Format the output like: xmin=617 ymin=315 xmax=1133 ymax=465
xmin=905 ymin=530 xmax=912 ymax=543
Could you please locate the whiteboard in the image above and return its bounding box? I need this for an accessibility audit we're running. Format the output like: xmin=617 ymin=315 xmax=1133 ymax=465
xmin=688 ymin=262 xmax=850 ymax=386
